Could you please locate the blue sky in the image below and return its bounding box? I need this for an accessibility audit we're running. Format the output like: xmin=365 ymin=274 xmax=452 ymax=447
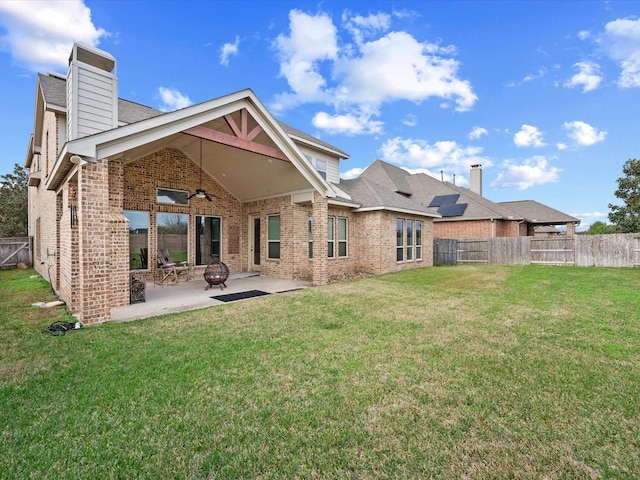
xmin=1 ymin=0 xmax=639 ymax=230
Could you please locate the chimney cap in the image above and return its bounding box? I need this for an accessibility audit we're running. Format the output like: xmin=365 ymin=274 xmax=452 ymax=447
xmin=470 ymin=164 xmax=482 ymax=169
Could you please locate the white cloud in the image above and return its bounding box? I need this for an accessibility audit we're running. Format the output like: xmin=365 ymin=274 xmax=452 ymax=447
xmin=402 ymin=114 xmax=417 ymax=127
xmin=312 ymin=110 xmax=384 ymax=135
xmin=334 ymin=31 xmax=477 ymax=111
xmin=523 ymin=68 xmax=547 ymax=82
xmin=562 ymin=120 xmax=607 ymax=146
xmin=271 ymin=9 xmax=477 ymax=134
xmin=490 ymin=156 xmax=561 ymax=190
xmin=220 ymin=36 xmax=240 ymax=66
xmin=271 ymin=10 xmax=338 ymax=110
xmin=469 ymin=126 xmax=488 ymax=140
xmin=379 ymin=137 xmax=492 ymax=180
xmin=157 ymin=87 xmax=193 ymax=112
xmin=573 ymin=211 xmax=608 ymax=219
xmin=341 ymin=167 xmax=365 ymax=179
xmin=0 ymin=0 xmax=108 ymax=72
xmin=598 ymin=17 xmax=640 ymax=88
xmin=578 ymin=30 xmax=591 ymax=40
xmin=564 ymin=61 xmax=602 ymax=92
xmin=342 ymin=11 xmax=391 ymax=45
xmin=556 ymin=142 xmax=568 ymax=150
xmin=513 ymin=124 xmax=546 ymax=148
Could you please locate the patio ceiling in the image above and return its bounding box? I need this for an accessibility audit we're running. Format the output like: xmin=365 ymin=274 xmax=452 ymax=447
xmin=120 ymin=111 xmax=314 ymax=203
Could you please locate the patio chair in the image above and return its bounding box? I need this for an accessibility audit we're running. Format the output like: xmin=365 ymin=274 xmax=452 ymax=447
xmin=156 ymin=248 xmax=190 ymax=284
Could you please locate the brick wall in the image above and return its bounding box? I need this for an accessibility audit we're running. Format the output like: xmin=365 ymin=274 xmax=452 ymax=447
xmin=435 ymin=219 xmax=522 ymax=239
xmin=28 ymin=111 xmax=59 ymax=288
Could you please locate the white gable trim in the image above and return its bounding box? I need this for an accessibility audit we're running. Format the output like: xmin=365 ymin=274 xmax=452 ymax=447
xmin=48 ymin=89 xmax=336 ymax=197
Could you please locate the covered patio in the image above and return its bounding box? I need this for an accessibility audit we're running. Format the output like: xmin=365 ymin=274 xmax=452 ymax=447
xmin=111 ymin=273 xmax=310 ymax=322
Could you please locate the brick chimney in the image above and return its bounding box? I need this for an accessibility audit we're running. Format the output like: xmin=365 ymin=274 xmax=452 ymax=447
xmin=470 ymin=164 xmax=482 ymax=196
xmin=66 ymin=43 xmax=118 ymax=142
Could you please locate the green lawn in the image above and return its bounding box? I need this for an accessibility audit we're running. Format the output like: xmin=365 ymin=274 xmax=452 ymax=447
xmin=1 ymin=265 xmax=638 ymax=479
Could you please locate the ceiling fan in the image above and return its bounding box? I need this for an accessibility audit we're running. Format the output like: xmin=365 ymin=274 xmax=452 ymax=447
xmin=188 ymin=138 xmax=213 ymax=202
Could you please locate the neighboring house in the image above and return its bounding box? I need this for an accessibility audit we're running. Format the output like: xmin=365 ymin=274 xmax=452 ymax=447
xmin=25 ymin=43 xmax=438 ymax=325
xmin=358 ymin=160 xmax=580 ymax=238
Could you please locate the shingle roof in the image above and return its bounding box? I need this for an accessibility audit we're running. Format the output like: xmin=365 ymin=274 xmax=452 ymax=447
xmin=498 ymin=200 xmax=580 ymax=225
xmin=37 ymin=73 xmax=347 ymax=156
xmin=360 ymin=160 xmax=521 ymax=221
xmin=339 ymin=177 xmax=439 ymax=217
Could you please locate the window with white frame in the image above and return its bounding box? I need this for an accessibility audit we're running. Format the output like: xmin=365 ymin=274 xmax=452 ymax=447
xmin=267 ymin=214 xmax=280 ymax=259
xmin=396 ymin=219 xmax=404 ymax=262
xmin=327 ymin=216 xmax=335 ymax=258
xmin=338 ymin=217 xmax=348 ymax=257
xmin=416 ymin=221 xmax=423 ymax=260
xmin=406 ymin=220 xmax=414 ymax=261
xmin=305 ymin=154 xmax=327 ymax=180
xmin=327 ymin=216 xmax=348 ymax=258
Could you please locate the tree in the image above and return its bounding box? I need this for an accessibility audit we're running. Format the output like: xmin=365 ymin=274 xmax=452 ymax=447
xmin=609 ymin=159 xmax=640 ymax=233
xmin=587 ymin=221 xmax=618 ymax=235
xmin=0 ymin=163 xmax=28 ymax=237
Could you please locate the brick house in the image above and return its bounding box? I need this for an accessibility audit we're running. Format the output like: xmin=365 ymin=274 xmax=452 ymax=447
xmin=359 ymin=160 xmax=580 ymax=238
xmin=25 ymin=43 xmax=438 ymax=325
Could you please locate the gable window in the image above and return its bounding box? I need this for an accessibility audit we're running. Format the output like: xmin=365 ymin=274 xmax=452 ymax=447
xmin=267 ymin=214 xmax=280 ymax=259
xmin=195 ymin=216 xmax=221 ymax=265
xmin=327 ymin=216 xmax=335 ymax=258
xmin=396 ymin=219 xmax=404 ymax=262
xmin=416 ymin=221 xmax=423 ymax=260
xmin=124 ymin=210 xmax=149 ymax=269
xmin=157 ymin=213 xmax=188 ymax=263
xmin=406 ymin=220 xmax=414 ymax=261
xmin=305 ymin=154 xmax=327 ymax=180
xmin=338 ymin=217 xmax=348 ymax=257
xmin=157 ymin=188 xmax=189 ymax=205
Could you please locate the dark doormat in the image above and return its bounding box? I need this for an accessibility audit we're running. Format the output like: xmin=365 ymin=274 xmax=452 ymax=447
xmin=211 ymin=290 xmax=270 ymax=302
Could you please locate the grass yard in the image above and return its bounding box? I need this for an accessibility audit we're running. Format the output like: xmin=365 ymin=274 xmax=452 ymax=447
xmin=1 ymin=265 xmax=639 ymax=479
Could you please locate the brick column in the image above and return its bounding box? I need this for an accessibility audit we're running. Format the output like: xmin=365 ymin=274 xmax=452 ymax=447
xmin=566 ymin=222 xmax=575 ymax=236
xmin=108 ymin=158 xmax=129 ymax=308
xmin=312 ymin=191 xmax=328 ymax=286
xmin=77 ymin=158 xmax=111 ymax=324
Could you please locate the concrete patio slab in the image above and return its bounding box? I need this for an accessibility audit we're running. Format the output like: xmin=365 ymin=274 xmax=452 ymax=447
xmin=110 ymin=273 xmax=310 ymax=323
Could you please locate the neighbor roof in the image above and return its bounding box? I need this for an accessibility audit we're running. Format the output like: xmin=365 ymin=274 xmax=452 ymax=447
xmin=498 ymin=200 xmax=580 ymax=225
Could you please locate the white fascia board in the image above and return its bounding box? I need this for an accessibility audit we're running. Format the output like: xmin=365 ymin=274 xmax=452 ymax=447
xmin=287 ymin=133 xmax=350 ymax=159
xmin=355 ymin=206 xmax=442 ymax=218
xmin=328 ymin=198 xmax=361 ymax=208
xmin=328 ymin=183 xmax=352 ymax=201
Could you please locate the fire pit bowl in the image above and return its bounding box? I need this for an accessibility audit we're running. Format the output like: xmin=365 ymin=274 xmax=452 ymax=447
xmin=204 ymin=258 xmax=229 ymax=290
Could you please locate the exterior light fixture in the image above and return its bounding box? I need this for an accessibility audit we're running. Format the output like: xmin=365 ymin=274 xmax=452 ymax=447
xmin=70 ymin=155 xmax=87 ymax=166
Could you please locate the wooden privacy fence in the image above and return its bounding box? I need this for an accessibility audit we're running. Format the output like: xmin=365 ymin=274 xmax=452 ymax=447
xmin=435 ymin=234 xmax=640 ymax=267
xmin=0 ymin=237 xmax=32 ymax=269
